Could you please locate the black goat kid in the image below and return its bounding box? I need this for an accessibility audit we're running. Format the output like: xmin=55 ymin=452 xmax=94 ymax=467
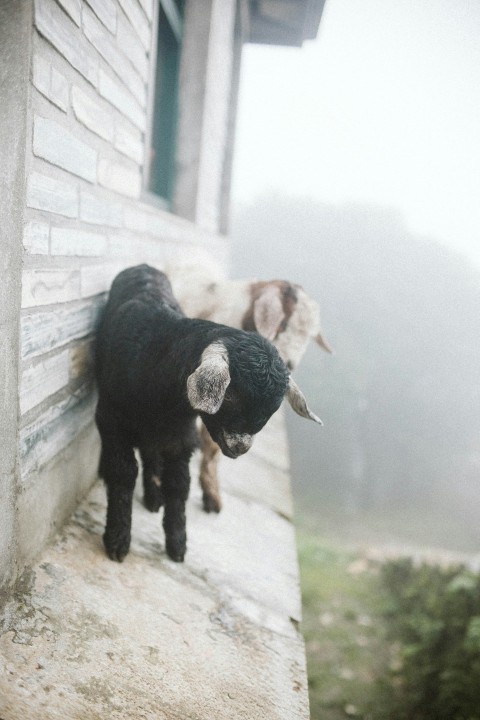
xmin=95 ymin=265 xmax=321 ymax=563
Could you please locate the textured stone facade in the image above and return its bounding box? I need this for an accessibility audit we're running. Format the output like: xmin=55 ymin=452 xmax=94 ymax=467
xmin=4 ymin=0 xmax=232 ymax=585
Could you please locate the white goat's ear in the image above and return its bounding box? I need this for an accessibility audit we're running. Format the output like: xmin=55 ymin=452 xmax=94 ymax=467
xmin=253 ymin=286 xmax=286 ymax=341
xmin=286 ymin=376 xmax=323 ymax=425
xmin=314 ymin=331 xmax=333 ymax=354
xmin=187 ymin=342 xmax=230 ymax=414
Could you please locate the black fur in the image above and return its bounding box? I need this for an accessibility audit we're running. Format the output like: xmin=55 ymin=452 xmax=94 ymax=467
xmin=95 ymin=264 xmax=288 ymax=562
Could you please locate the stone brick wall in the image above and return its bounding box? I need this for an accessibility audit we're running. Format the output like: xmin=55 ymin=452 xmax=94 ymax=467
xmin=14 ymin=0 xmax=231 ymax=576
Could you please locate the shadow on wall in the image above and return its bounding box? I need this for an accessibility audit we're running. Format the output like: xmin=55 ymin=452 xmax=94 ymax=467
xmin=231 ymin=195 xmax=480 ymax=552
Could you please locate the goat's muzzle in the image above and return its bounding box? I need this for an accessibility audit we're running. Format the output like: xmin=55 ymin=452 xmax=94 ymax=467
xmin=217 ymin=430 xmax=253 ymax=459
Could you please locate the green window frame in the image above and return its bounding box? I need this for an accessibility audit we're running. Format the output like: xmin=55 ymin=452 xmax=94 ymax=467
xmin=146 ymin=0 xmax=185 ymax=205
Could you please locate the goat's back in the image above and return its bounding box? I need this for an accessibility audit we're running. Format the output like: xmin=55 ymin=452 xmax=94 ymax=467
xmin=94 ymin=265 xmax=186 ymax=404
xmin=105 ymin=264 xmax=182 ymax=315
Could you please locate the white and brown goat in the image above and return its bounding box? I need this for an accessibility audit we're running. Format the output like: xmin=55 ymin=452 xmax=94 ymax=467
xmin=169 ymin=266 xmax=331 ymax=513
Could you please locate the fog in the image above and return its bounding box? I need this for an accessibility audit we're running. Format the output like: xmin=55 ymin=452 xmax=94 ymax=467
xmin=233 ymin=0 xmax=480 ymax=268
xmin=231 ymin=197 xmax=480 ymax=551
xmin=229 ymin=1 xmax=480 ymax=553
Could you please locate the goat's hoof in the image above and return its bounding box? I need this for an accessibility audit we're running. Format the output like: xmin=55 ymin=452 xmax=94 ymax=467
xmin=168 ymin=552 xmax=185 ymax=563
xmin=202 ymin=493 xmax=222 ymax=514
xmin=143 ymin=494 xmax=163 ymax=513
xmin=167 ymin=549 xmax=185 ymax=562
xmin=166 ymin=540 xmax=186 ymax=563
xmin=103 ymin=531 xmax=131 ymax=562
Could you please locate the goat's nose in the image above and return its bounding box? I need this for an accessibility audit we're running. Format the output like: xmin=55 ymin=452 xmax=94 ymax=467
xmin=223 ymin=431 xmax=253 ymax=456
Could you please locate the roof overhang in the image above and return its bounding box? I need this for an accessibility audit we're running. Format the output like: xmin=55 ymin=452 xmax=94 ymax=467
xmin=247 ymin=0 xmax=327 ymax=47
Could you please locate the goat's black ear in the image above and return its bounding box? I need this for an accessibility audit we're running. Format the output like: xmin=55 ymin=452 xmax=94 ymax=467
xmin=187 ymin=342 xmax=230 ymax=414
xmin=253 ymin=286 xmax=286 ymax=341
xmin=286 ymin=377 xmax=323 ymax=425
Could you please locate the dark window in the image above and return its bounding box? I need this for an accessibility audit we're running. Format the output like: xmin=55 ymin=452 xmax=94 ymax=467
xmin=147 ymin=0 xmax=185 ymax=204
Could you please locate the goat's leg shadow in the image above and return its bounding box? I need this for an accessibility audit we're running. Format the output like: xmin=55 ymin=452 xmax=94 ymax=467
xmin=140 ymin=445 xmax=165 ymax=513
xmin=199 ymin=423 xmax=222 ymax=513
xmin=162 ymin=456 xmax=191 ymax=562
xmin=96 ymin=406 xmax=138 ymax=562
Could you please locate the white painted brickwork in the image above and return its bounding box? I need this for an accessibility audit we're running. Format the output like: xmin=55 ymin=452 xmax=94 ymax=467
xmin=27 ymin=171 xmax=78 ymax=217
xmin=71 ymin=85 xmax=115 ymax=141
xmin=19 ymin=388 xmax=95 ymax=478
xmin=24 ymin=0 xmax=150 ymax=480
xmin=50 ymin=227 xmax=108 ymax=256
xmin=79 ymin=191 xmax=123 ymax=226
xmin=23 ymin=221 xmax=50 ymax=255
xmin=21 ymin=0 xmax=228 ymax=492
xmin=97 ymin=157 xmax=142 ymax=197
xmin=20 ymin=350 xmax=70 ymax=415
xmin=21 ymin=300 xmax=102 ymax=359
xmin=98 ymin=68 xmax=146 ymax=130
xmin=33 ymin=116 xmax=98 ymax=181
xmin=57 ymin=0 xmax=82 ymax=26
xmin=117 ymin=14 xmax=149 ymax=81
xmin=33 ymin=55 xmax=69 ymax=111
xmin=85 ymin=0 xmax=117 ymax=34
xmin=22 ymin=269 xmax=81 ymax=308
xmin=83 ymin=7 xmax=146 ymax=106
xmin=35 ymin=0 xmax=98 ymax=84
xmin=117 ymin=0 xmax=150 ymax=49
xmin=114 ymin=123 xmax=143 ymax=162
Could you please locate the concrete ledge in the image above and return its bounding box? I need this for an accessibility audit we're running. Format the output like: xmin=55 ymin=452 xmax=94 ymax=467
xmin=0 ymin=410 xmax=309 ymax=719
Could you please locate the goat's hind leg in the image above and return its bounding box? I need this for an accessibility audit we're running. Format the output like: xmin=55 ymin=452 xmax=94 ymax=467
xmin=96 ymin=404 xmax=138 ymax=562
xmin=140 ymin=445 xmax=164 ymax=513
xmin=199 ymin=423 xmax=222 ymax=513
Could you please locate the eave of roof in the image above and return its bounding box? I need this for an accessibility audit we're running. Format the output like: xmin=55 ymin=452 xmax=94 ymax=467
xmin=247 ymin=0 xmax=327 ymax=47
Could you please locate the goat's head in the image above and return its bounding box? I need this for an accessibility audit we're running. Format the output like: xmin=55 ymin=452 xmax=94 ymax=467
xmin=187 ymin=335 xmax=321 ymax=459
xmin=242 ymin=281 xmax=332 ymax=371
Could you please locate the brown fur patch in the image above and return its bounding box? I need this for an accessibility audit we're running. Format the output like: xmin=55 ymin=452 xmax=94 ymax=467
xmin=241 ymin=281 xmax=299 ymax=337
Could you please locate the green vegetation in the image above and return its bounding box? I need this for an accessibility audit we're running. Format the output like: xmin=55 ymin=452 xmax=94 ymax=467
xmin=380 ymin=559 xmax=480 ymax=720
xmin=298 ymin=526 xmax=480 ymax=720
xmin=298 ymin=527 xmax=392 ymax=719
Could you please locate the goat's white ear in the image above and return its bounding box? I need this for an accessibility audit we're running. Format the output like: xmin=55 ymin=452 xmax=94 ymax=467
xmin=314 ymin=331 xmax=333 ymax=354
xmin=187 ymin=342 xmax=230 ymax=414
xmin=253 ymin=286 xmax=286 ymax=341
xmin=286 ymin=376 xmax=323 ymax=425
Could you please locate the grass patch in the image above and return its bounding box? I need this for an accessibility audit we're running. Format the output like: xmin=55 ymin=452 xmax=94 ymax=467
xmin=298 ymin=524 xmax=480 ymax=720
xmin=298 ymin=527 xmax=393 ymax=719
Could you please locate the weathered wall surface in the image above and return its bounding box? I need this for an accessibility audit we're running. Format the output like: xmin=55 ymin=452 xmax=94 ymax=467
xmin=0 ymin=0 xmax=32 ymax=589
xmin=13 ymin=0 xmax=230 ymax=584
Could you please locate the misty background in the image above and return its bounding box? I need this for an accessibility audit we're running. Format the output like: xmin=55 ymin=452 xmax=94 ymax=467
xmin=230 ymin=0 xmax=480 ymax=553
xmin=232 ymin=196 xmax=480 ymax=551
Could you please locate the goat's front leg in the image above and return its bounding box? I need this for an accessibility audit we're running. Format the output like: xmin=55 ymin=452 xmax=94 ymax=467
xmin=96 ymin=406 xmax=138 ymax=562
xmin=162 ymin=456 xmax=191 ymax=562
xmin=199 ymin=422 xmax=222 ymax=513
xmin=140 ymin=445 xmax=164 ymax=513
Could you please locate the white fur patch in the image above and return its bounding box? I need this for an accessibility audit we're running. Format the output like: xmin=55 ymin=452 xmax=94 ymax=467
xmin=273 ymin=289 xmax=322 ymax=370
xmin=187 ymin=342 xmax=230 ymax=414
xmin=168 ymin=266 xmax=331 ymax=370
xmin=253 ymin=286 xmax=285 ymax=341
